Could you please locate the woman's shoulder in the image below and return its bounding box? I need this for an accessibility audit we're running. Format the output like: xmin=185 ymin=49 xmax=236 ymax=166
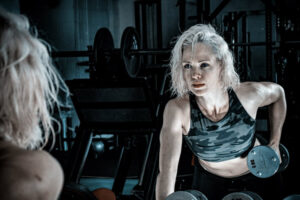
xmin=166 ymin=94 xmax=190 ymax=107
xmin=165 ymin=94 xmax=190 ymax=112
xmin=0 ymin=141 xmax=63 ymax=180
xmin=234 ymin=81 xmax=281 ymax=98
xmin=0 ymin=141 xmax=64 ymax=199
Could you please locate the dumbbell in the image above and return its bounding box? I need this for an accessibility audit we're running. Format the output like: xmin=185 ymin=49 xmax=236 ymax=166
xmin=222 ymin=191 xmax=263 ymax=200
xmin=165 ymin=190 xmax=208 ymax=200
xmin=283 ymin=194 xmax=300 ymax=200
xmin=247 ymin=135 xmax=290 ymax=178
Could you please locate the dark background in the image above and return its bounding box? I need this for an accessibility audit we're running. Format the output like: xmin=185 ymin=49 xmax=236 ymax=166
xmin=1 ymin=0 xmax=299 ymax=199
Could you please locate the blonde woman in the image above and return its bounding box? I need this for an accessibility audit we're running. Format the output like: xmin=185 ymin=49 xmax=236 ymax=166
xmin=156 ymin=24 xmax=286 ymax=200
xmin=0 ymin=7 xmax=68 ymax=200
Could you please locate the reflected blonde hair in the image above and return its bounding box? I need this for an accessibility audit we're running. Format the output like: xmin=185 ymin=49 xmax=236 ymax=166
xmin=0 ymin=8 xmax=68 ymax=149
xmin=170 ymin=24 xmax=240 ymax=97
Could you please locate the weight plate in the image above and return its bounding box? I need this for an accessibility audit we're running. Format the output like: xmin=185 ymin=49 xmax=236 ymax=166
xmin=243 ymin=191 xmax=263 ymax=200
xmin=120 ymin=27 xmax=141 ymax=78
xmin=283 ymin=194 xmax=300 ymax=200
xmin=93 ymin=27 xmax=114 ymax=78
xmin=166 ymin=191 xmax=199 ymax=200
xmin=222 ymin=192 xmax=254 ymax=200
xmin=278 ymin=143 xmax=290 ymax=172
xmin=186 ymin=190 xmax=208 ymax=200
xmin=247 ymin=145 xmax=280 ymax=178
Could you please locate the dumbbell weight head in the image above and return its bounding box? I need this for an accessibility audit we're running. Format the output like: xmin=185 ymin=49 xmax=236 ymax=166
xmin=165 ymin=190 xmax=208 ymax=200
xmin=222 ymin=192 xmax=253 ymax=200
xmin=278 ymin=143 xmax=290 ymax=173
xmin=222 ymin=191 xmax=262 ymax=200
xmin=247 ymin=145 xmax=280 ymax=178
xmin=283 ymin=194 xmax=300 ymax=200
xmin=242 ymin=191 xmax=263 ymax=200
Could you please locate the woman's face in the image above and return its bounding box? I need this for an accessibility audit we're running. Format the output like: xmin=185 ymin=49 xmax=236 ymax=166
xmin=182 ymin=43 xmax=223 ymax=96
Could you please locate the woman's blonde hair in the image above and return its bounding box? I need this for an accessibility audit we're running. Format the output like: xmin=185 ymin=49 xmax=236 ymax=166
xmin=0 ymin=8 xmax=68 ymax=149
xmin=170 ymin=24 xmax=240 ymax=97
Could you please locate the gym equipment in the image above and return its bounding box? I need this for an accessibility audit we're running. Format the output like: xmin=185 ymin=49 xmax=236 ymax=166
xmin=120 ymin=27 xmax=141 ymax=78
xmin=247 ymin=134 xmax=290 ymax=178
xmin=52 ymin=27 xmax=170 ymax=78
xmin=59 ymin=182 xmax=98 ymax=200
xmin=93 ymin=28 xmax=115 ymax=79
xmin=283 ymin=194 xmax=300 ymax=200
xmin=92 ymin=188 xmax=116 ymax=200
xmin=166 ymin=190 xmax=208 ymax=200
xmin=247 ymin=143 xmax=290 ymax=178
xmin=222 ymin=191 xmax=263 ymax=200
xmin=247 ymin=145 xmax=280 ymax=178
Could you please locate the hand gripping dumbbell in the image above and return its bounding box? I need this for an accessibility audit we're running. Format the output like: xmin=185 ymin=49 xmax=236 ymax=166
xmin=165 ymin=190 xmax=208 ymax=200
xmin=247 ymin=135 xmax=290 ymax=178
xmin=222 ymin=191 xmax=263 ymax=200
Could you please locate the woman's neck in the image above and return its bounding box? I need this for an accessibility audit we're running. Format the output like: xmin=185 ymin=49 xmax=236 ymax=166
xmin=195 ymin=89 xmax=229 ymax=119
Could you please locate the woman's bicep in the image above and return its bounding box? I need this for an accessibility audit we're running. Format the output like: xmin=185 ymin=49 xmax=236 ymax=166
xmin=158 ymin=101 xmax=183 ymax=174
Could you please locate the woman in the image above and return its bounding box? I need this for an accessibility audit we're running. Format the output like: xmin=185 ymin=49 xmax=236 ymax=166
xmin=155 ymin=24 xmax=287 ymax=200
xmin=0 ymin=7 xmax=68 ymax=200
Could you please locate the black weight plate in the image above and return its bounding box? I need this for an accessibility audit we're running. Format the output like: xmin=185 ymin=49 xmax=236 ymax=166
xmin=120 ymin=27 xmax=141 ymax=78
xmin=278 ymin=143 xmax=290 ymax=172
xmin=93 ymin=27 xmax=114 ymax=78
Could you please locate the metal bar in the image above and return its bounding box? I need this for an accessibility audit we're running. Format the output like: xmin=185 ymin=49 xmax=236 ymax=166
xmin=209 ymin=0 xmax=231 ymax=21
xmin=197 ymin=0 xmax=203 ymax=23
xmin=112 ymin=137 xmax=133 ymax=196
xmin=135 ymin=1 xmax=141 ymax=40
xmin=247 ymin=32 xmax=252 ymax=71
xmin=129 ymin=49 xmax=171 ymax=55
xmin=265 ymin=1 xmax=273 ymax=81
xmin=51 ymin=50 xmax=92 ymax=57
xmin=229 ymin=41 xmax=276 ymax=46
xmin=76 ymin=101 xmax=150 ymax=109
xmin=142 ymin=3 xmax=148 ymax=49
xmin=157 ymin=0 xmax=162 ymax=49
xmin=177 ymin=0 xmax=186 ymax=31
xmin=204 ymin=0 xmax=210 ymax=23
xmin=66 ymin=127 xmax=93 ymax=183
xmin=138 ymin=133 xmax=154 ymax=186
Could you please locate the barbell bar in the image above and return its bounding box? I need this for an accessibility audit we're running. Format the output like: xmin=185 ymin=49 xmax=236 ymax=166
xmin=51 ymin=26 xmax=170 ymax=78
xmin=52 ymin=26 xmax=287 ymax=78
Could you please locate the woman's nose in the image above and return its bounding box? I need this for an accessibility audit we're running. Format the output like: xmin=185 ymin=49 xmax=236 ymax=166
xmin=192 ymin=68 xmax=201 ymax=79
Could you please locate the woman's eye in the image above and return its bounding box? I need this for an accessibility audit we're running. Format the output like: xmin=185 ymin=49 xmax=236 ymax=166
xmin=183 ymin=64 xmax=192 ymax=69
xmin=200 ymin=63 xmax=209 ymax=68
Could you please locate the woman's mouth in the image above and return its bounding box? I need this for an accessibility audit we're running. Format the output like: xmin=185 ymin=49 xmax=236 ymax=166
xmin=192 ymin=83 xmax=205 ymax=88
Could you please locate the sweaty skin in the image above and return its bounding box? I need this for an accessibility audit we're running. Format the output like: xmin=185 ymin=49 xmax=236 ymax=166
xmin=155 ymin=44 xmax=286 ymax=200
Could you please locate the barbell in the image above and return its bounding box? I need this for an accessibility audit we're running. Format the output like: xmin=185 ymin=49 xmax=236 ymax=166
xmin=52 ymin=26 xmax=171 ymax=78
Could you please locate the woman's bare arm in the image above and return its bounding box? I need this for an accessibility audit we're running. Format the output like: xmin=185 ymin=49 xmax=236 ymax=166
xmin=238 ymin=82 xmax=287 ymax=158
xmin=155 ymin=99 xmax=184 ymax=200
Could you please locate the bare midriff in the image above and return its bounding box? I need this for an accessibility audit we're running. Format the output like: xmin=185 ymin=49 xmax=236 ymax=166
xmin=198 ymin=138 xmax=261 ymax=178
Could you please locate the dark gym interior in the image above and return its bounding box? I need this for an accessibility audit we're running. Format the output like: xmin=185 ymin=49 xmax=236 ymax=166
xmin=1 ymin=0 xmax=299 ymax=199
